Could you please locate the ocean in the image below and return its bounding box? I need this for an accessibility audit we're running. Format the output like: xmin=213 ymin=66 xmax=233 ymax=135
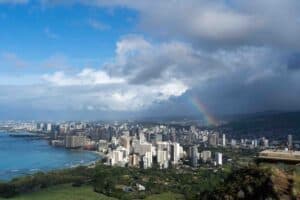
xmin=0 ymin=131 xmax=100 ymax=181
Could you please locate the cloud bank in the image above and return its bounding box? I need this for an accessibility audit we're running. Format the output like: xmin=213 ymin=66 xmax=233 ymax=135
xmin=1 ymin=0 xmax=300 ymax=119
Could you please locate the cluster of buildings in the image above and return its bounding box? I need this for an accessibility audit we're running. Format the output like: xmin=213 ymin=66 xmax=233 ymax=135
xmin=2 ymin=120 xmax=300 ymax=169
xmin=102 ymin=131 xmax=225 ymax=168
xmin=105 ymin=135 xmax=184 ymax=169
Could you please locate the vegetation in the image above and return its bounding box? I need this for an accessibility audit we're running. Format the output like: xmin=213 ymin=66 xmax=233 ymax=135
xmin=0 ymin=166 xmax=94 ymax=198
xmin=92 ymin=164 xmax=228 ymax=199
xmin=0 ymin=162 xmax=299 ymax=199
xmin=204 ymin=166 xmax=278 ymax=199
xmin=0 ymin=184 xmax=115 ymax=200
xmin=293 ymin=168 xmax=300 ymax=197
xmin=145 ymin=192 xmax=184 ymax=200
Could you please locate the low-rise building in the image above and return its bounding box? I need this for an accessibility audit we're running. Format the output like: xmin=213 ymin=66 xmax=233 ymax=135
xmin=258 ymin=149 xmax=300 ymax=163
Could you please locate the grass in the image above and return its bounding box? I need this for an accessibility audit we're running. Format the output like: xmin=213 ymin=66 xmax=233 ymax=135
xmin=0 ymin=184 xmax=116 ymax=200
xmin=293 ymin=169 xmax=300 ymax=197
xmin=0 ymin=184 xmax=184 ymax=200
xmin=145 ymin=192 xmax=185 ymax=200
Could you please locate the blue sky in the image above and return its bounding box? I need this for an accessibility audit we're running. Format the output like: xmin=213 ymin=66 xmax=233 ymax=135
xmin=1 ymin=0 xmax=300 ymax=120
xmin=0 ymin=2 xmax=138 ymax=75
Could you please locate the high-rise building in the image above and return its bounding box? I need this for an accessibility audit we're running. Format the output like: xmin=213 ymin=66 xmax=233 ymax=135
xmin=142 ymin=151 xmax=153 ymax=169
xmin=111 ymin=136 xmax=118 ymax=146
xmin=157 ymin=149 xmax=169 ymax=169
xmin=170 ymin=132 xmax=176 ymax=142
xmin=250 ymin=139 xmax=258 ymax=148
xmin=156 ymin=141 xmax=170 ymax=151
xmin=222 ymin=134 xmax=226 ymax=147
xmin=119 ymin=136 xmax=131 ymax=151
xmin=128 ymin=154 xmax=140 ymax=167
xmin=110 ymin=149 xmax=125 ymax=166
xmin=170 ymin=142 xmax=181 ymax=165
xmin=191 ymin=145 xmax=198 ymax=167
xmin=231 ymin=139 xmax=237 ymax=147
xmin=208 ymin=133 xmax=218 ymax=147
xmin=254 ymin=139 xmax=258 ymax=148
xmin=108 ymin=146 xmax=128 ymax=166
xmin=216 ymin=153 xmax=222 ymax=165
xmin=98 ymin=140 xmax=108 ymax=153
xmin=200 ymin=150 xmax=211 ymax=163
xmin=39 ymin=123 xmax=45 ymax=131
xmin=288 ymin=134 xmax=293 ymax=150
xmin=47 ymin=123 xmax=52 ymax=132
xmin=262 ymin=137 xmax=269 ymax=148
xmin=140 ymin=132 xmax=146 ymax=143
xmin=36 ymin=123 xmax=41 ymax=131
xmin=65 ymin=135 xmax=86 ymax=148
xmin=133 ymin=142 xmax=152 ymax=156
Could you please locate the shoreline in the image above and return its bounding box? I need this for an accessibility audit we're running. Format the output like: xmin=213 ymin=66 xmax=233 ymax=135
xmin=0 ymin=154 xmax=102 ymax=182
xmin=0 ymin=132 xmax=103 ymax=182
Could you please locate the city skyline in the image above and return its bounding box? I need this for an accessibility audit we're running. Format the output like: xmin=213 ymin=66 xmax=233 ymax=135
xmin=1 ymin=0 xmax=300 ymax=120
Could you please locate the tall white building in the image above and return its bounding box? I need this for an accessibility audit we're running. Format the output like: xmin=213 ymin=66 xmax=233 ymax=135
xmin=157 ymin=150 xmax=169 ymax=169
xmin=143 ymin=151 xmax=153 ymax=169
xmin=111 ymin=137 xmax=118 ymax=146
xmin=171 ymin=142 xmax=181 ymax=164
xmin=139 ymin=132 xmax=146 ymax=143
xmin=109 ymin=147 xmax=128 ymax=166
xmin=254 ymin=139 xmax=258 ymax=147
xmin=216 ymin=153 xmax=222 ymax=165
xmin=47 ymin=123 xmax=52 ymax=132
xmin=222 ymin=134 xmax=226 ymax=147
xmin=200 ymin=150 xmax=211 ymax=163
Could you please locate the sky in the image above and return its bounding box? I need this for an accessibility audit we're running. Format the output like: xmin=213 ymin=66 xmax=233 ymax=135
xmin=1 ymin=0 xmax=300 ymax=121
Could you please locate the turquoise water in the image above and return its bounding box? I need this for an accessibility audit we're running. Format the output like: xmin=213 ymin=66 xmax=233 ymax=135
xmin=0 ymin=131 xmax=100 ymax=181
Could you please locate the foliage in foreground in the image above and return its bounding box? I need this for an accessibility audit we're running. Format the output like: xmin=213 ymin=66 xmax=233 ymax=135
xmin=0 ymin=184 xmax=115 ymax=200
xmin=0 ymin=163 xmax=298 ymax=199
xmin=0 ymin=166 xmax=93 ymax=198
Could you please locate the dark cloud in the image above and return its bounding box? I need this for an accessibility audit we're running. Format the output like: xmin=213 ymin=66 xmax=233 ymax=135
xmin=288 ymin=53 xmax=300 ymax=71
xmin=65 ymin=0 xmax=300 ymax=50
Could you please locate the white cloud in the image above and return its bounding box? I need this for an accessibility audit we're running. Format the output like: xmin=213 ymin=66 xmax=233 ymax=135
xmin=88 ymin=19 xmax=110 ymax=31
xmin=42 ymin=69 xmax=125 ymax=86
xmin=36 ymin=36 xmax=195 ymax=111
xmin=37 ymin=36 xmax=286 ymax=112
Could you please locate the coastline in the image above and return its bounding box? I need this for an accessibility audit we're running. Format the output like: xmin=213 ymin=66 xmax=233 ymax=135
xmin=0 ymin=132 xmax=102 ymax=181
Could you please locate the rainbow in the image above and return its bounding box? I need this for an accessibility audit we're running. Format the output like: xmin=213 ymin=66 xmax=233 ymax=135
xmin=189 ymin=96 xmax=218 ymax=126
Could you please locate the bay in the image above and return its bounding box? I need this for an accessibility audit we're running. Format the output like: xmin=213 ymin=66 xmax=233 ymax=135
xmin=0 ymin=131 xmax=100 ymax=181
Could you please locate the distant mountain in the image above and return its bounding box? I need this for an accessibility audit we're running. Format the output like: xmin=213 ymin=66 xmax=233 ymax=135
xmin=221 ymin=111 xmax=300 ymax=139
